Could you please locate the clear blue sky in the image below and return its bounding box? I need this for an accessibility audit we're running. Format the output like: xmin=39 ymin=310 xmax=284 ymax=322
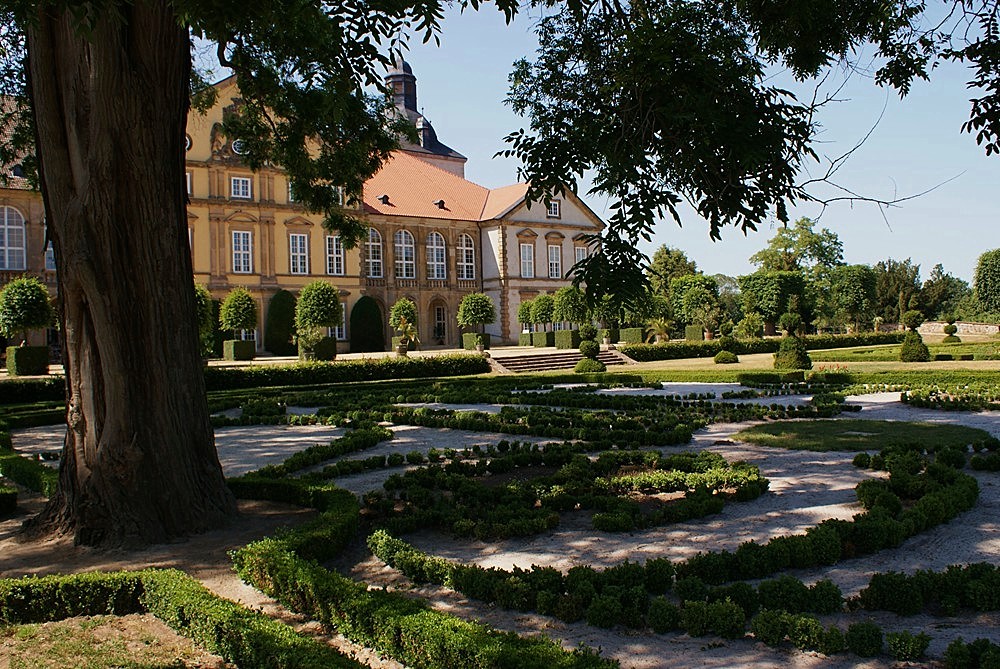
xmin=401 ymin=6 xmax=999 ymax=283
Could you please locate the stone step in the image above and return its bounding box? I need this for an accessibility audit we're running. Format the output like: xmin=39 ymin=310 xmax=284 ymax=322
xmin=494 ymin=350 xmax=626 ymax=373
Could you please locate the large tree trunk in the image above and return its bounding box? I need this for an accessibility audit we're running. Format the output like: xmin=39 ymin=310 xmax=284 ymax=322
xmin=22 ymin=2 xmax=236 ymax=547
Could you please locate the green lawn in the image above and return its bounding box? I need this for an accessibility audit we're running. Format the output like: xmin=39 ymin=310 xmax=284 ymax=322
xmin=733 ymin=419 xmax=991 ymax=452
xmin=810 ymin=342 xmax=999 ymax=363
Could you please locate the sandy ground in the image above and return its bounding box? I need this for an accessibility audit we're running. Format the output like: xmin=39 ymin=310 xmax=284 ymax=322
xmin=4 ymin=388 xmax=1000 ymax=668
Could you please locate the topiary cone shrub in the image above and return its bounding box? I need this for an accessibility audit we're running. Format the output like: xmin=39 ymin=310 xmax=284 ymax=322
xmin=264 ymin=289 xmax=297 ymax=356
xmin=899 ymin=310 xmax=929 ymax=362
xmin=774 ymin=334 xmax=811 ymax=370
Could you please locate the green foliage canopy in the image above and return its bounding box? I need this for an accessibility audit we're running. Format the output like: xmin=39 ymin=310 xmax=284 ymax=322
xmin=974 ymin=249 xmax=1000 ymax=315
xmin=529 ymin=294 xmax=555 ymax=326
xmin=738 ymin=271 xmax=805 ymax=323
xmin=552 ymin=286 xmax=589 ymax=324
xmin=0 ymin=276 xmax=52 ymax=342
xmin=194 ymin=284 xmax=217 ymax=357
xmin=749 ymin=217 xmax=844 ymax=275
xmin=457 ymin=293 xmax=496 ymax=330
xmin=647 ymin=246 xmax=697 ymax=297
xmin=389 ymin=298 xmax=418 ymax=331
xmin=219 ymin=287 xmax=258 ymax=332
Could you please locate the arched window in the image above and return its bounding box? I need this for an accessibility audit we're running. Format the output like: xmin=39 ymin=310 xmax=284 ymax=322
xmin=366 ymin=228 xmax=383 ymax=278
xmin=426 ymin=232 xmax=446 ymax=280
xmin=394 ymin=229 xmax=415 ymax=279
xmin=456 ymin=233 xmax=475 ymax=280
xmin=0 ymin=207 xmax=26 ymax=270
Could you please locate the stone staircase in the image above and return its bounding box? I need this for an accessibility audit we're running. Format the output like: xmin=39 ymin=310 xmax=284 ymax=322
xmin=491 ymin=349 xmax=630 ymax=374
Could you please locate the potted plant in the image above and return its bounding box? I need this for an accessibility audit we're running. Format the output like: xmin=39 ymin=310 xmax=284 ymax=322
xmin=295 ymin=281 xmax=342 ymax=360
xmin=457 ymin=292 xmax=496 ymax=351
xmin=219 ymin=287 xmax=258 ymax=361
xmin=389 ymin=298 xmax=418 ymax=352
xmin=0 ymin=277 xmax=54 ymax=376
xmin=394 ymin=316 xmax=419 ymax=356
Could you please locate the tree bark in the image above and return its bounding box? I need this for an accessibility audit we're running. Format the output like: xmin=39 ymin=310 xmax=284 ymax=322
xmin=22 ymin=1 xmax=236 ymax=547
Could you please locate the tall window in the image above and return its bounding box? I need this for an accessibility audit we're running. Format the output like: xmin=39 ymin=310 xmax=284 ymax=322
xmin=520 ymin=243 xmax=535 ymax=278
xmin=0 ymin=207 xmax=25 ymax=271
xmin=328 ymin=302 xmax=348 ymax=340
xmin=326 ymin=235 xmax=344 ymax=275
xmin=238 ymin=328 xmax=257 ymax=344
xmin=433 ymin=304 xmax=447 ymax=341
xmin=575 ymin=246 xmax=588 ymax=264
xmin=230 ymin=176 xmax=252 ymax=200
xmin=548 ymin=244 xmax=562 ymax=279
xmin=394 ymin=229 xmax=415 ymax=279
xmin=289 ymin=233 xmax=309 ymax=274
xmin=457 ymin=233 xmax=475 ymax=280
xmin=366 ymin=228 xmax=383 ymax=278
xmin=546 ymin=200 xmax=561 ymax=218
xmin=426 ymin=232 xmax=446 ymax=280
xmin=232 ymin=230 xmax=252 ymax=273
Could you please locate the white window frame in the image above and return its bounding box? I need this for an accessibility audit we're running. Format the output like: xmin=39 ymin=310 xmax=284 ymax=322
xmin=331 ymin=301 xmax=348 ymax=340
xmin=185 ymin=171 xmax=192 ymax=196
xmin=326 ymin=235 xmax=344 ymax=276
xmin=394 ymin=229 xmax=415 ymax=279
xmin=289 ymin=233 xmax=309 ymax=275
xmin=230 ymin=176 xmax=252 ymax=200
xmin=457 ymin=233 xmax=476 ymax=280
xmin=575 ymin=246 xmax=588 ymax=264
xmin=238 ymin=328 xmax=257 ymax=344
xmin=426 ymin=232 xmax=446 ymax=280
xmin=546 ymin=200 xmax=561 ymax=218
xmin=366 ymin=228 xmax=383 ymax=278
xmin=232 ymin=230 xmax=253 ymax=273
xmin=520 ymin=242 xmax=535 ymax=279
xmin=548 ymin=244 xmax=562 ymax=279
xmin=0 ymin=206 xmax=26 ymax=271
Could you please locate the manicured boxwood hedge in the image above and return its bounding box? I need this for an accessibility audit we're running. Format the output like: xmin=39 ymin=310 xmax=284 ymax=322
xmin=203 ymin=354 xmax=490 ymax=391
xmin=0 ymin=569 xmax=363 ymax=668
xmin=0 ymin=448 xmax=59 ymax=497
xmin=619 ymin=332 xmax=906 ymax=363
xmin=555 ymin=329 xmax=582 ymax=349
xmin=6 ymin=346 xmax=49 ymax=376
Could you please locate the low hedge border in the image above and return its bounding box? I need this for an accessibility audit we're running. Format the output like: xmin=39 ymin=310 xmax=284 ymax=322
xmin=205 ymin=355 xmax=490 ymax=391
xmin=0 ymin=448 xmax=59 ymax=497
xmin=0 ymin=569 xmax=363 ymax=668
xmin=228 ymin=432 xmax=618 ymax=668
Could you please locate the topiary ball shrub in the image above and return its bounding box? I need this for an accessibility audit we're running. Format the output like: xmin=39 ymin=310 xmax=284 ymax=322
xmin=717 ymin=335 xmax=737 ymax=352
xmin=586 ymin=595 xmax=622 ymax=628
xmin=575 ymin=357 xmax=606 ymax=374
xmin=846 ymin=621 xmax=883 ymax=657
xmin=579 ymin=323 xmax=598 ymax=341
xmin=942 ymin=321 xmax=961 ymax=343
xmin=714 ymin=350 xmax=739 ymax=364
xmin=773 ymin=335 xmax=812 ymax=370
xmin=943 ymin=323 xmax=958 ymax=336
xmin=579 ymin=340 xmax=600 ymax=359
xmin=900 ymin=331 xmax=930 ymax=362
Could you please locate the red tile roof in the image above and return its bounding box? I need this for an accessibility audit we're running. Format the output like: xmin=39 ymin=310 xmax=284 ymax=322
xmin=362 ymin=150 xmax=528 ymax=222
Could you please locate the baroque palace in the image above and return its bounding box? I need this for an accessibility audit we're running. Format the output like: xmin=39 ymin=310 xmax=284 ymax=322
xmin=0 ymin=62 xmax=604 ymax=351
